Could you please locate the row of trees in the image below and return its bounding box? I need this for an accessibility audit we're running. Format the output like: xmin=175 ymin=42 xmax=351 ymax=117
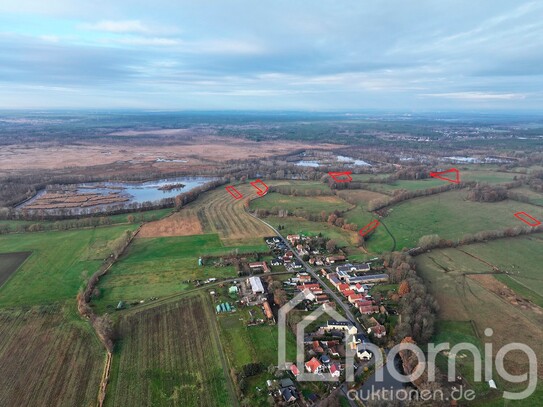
xmin=416 ymin=224 xmax=543 ymax=253
xmin=382 ymin=251 xmax=439 ymax=345
xmin=467 ymin=184 xmax=507 ymax=202
xmin=77 ymin=228 xmax=136 ymax=352
xmin=368 ymin=182 xmax=467 ymax=211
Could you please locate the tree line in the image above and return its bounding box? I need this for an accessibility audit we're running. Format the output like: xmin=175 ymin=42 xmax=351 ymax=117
xmin=381 ymin=251 xmax=439 ymax=345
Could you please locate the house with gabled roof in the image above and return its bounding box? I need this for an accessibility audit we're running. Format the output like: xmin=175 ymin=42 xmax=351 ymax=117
xmin=290 ymin=364 xmax=300 ymax=377
xmin=305 ymin=357 xmax=323 ymax=374
xmin=324 ymin=320 xmax=358 ymax=335
xmin=330 ymin=362 xmax=341 ymax=378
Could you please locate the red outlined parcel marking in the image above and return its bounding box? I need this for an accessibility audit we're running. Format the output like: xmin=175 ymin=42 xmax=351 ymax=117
xmin=430 ymin=168 xmax=460 ymax=184
xmin=225 ymin=185 xmax=243 ymax=200
xmin=513 ymin=211 xmax=541 ymax=227
xmin=250 ymin=179 xmax=269 ymax=196
xmin=328 ymin=171 xmax=353 ymax=183
xmin=359 ymin=219 xmax=380 ymax=237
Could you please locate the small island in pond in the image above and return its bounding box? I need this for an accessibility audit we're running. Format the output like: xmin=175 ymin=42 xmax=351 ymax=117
xmin=157 ymin=183 xmax=185 ymax=191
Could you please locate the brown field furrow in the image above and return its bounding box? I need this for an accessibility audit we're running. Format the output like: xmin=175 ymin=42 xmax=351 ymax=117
xmin=0 ymin=307 xmax=102 ymax=407
xmin=107 ymin=295 xmax=232 ymax=407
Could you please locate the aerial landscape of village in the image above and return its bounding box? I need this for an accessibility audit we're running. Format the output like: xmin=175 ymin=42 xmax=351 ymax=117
xmin=1 ymin=1 xmax=542 ymax=407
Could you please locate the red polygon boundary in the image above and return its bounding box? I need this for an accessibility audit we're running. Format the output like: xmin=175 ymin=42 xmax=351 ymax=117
xmin=513 ymin=211 xmax=541 ymax=227
xmin=329 ymin=171 xmax=353 ymax=183
xmin=359 ymin=220 xmax=380 ymax=237
xmin=250 ymin=179 xmax=269 ymax=196
xmin=225 ymin=185 xmax=243 ymax=200
xmin=430 ymin=168 xmax=460 ymax=184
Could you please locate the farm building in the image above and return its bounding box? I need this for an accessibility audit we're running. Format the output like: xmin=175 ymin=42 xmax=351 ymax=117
xmin=326 ymin=255 xmax=346 ymax=263
xmin=216 ymin=303 xmax=232 ymax=313
xmin=327 ymin=273 xmax=341 ymax=287
xmin=248 ymin=276 xmax=265 ymax=294
xmin=229 ymin=286 xmax=239 ymax=294
xmin=350 ymin=274 xmax=389 ymax=284
xmin=324 ymin=320 xmax=358 ymax=335
xmin=336 ymin=263 xmax=371 ymax=273
xmin=262 ymin=300 xmax=274 ymax=320
xmin=248 ymin=261 xmax=270 ymax=273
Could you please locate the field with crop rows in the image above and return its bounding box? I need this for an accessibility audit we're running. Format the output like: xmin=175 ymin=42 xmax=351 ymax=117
xmin=106 ymin=294 xmax=234 ymax=407
xmin=0 ymin=305 xmax=103 ymax=407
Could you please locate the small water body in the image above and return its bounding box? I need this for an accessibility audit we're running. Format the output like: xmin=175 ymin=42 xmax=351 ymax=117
xmin=79 ymin=176 xmax=213 ymax=203
xmin=295 ymin=160 xmax=320 ymax=167
xmin=443 ymin=156 xmax=513 ymax=164
xmin=18 ymin=176 xmax=215 ymax=212
xmin=337 ymin=155 xmax=372 ymax=166
xmin=155 ymin=158 xmax=188 ymax=163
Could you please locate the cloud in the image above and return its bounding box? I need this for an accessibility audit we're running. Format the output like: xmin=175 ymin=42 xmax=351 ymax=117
xmin=421 ymin=92 xmax=526 ymax=101
xmin=0 ymin=1 xmax=542 ymax=109
xmin=80 ymin=20 xmax=151 ymax=34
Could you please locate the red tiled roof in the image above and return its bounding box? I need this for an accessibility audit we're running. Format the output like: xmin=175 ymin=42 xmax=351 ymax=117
xmin=305 ymin=357 xmax=322 ymax=373
xmin=337 ymin=283 xmax=349 ymax=291
xmin=290 ymin=364 xmax=300 ymax=376
xmin=348 ymin=293 xmax=364 ymax=301
xmin=342 ymin=289 xmax=355 ymax=297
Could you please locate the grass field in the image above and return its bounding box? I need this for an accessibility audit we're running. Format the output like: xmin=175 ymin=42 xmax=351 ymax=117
xmin=510 ymin=187 xmax=543 ymax=206
xmin=0 ymin=224 xmax=139 ymax=307
xmin=94 ymin=233 xmax=268 ymax=312
xmin=0 ymin=304 xmax=103 ymax=407
xmin=106 ymin=294 xmax=234 ymax=407
xmin=335 ymin=189 xmax=389 ymax=204
xmin=416 ymin=244 xmax=543 ymax=402
xmin=0 ymin=251 xmax=30 ymax=287
xmin=250 ymin=192 xmax=351 ymax=215
xmin=459 ymin=235 xmax=543 ymax=297
xmin=218 ymin=307 xmax=298 ymax=405
xmin=267 ymin=179 xmax=334 ymax=194
xmin=382 ymin=190 xmax=543 ymax=250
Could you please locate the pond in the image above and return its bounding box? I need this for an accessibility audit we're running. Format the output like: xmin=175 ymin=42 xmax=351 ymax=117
xmin=18 ymin=176 xmax=216 ymax=213
xmin=295 ymin=160 xmax=321 ymax=167
xmin=78 ymin=176 xmax=213 ymax=204
xmin=337 ymin=155 xmax=372 ymax=166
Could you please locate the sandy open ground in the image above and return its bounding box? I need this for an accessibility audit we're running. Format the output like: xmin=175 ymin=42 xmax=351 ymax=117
xmin=0 ymin=136 xmax=341 ymax=171
xmin=138 ymin=210 xmax=203 ymax=238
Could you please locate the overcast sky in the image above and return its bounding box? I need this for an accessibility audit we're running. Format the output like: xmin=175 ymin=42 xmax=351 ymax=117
xmin=1 ymin=0 xmax=542 ymax=111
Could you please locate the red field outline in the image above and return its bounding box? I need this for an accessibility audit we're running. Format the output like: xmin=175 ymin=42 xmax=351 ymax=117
xmin=225 ymin=185 xmax=243 ymax=200
xmin=328 ymin=171 xmax=353 ymax=183
xmin=513 ymin=211 xmax=541 ymax=227
xmin=359 ymin=219 xmax=380 ymax=237
xmin=430 ymin=168 xmax=460 ymax=184
xmin=250 ymin=179 xmax=269 ymax=196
